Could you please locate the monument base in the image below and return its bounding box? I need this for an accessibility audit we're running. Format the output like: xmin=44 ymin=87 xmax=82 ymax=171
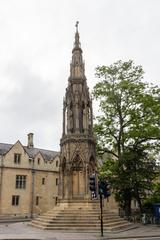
xmin=58 ymin=198 xmax=99 ymax=209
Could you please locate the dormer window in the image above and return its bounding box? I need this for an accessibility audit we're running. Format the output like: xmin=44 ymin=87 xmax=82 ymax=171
xmin=14 ymin=154 xmax=21 ymax=164
xmin=56 ymin=160 xmax=59 ymax=167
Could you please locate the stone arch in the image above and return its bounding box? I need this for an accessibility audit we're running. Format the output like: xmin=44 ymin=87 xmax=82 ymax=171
xmin=71 ymin=153 xmax=85 ymax=198
xmin=79 ymin=101 xmax=85 ymax=133
xmin=66 ymin=97 xmax=74 ymax=133
xmin=69 ymin=101 xmax=74 ymax=133
xmin=88 ymin=155 xmax=96 ymax=174
xmin=71 ymin=153 xmax=84 ymax=171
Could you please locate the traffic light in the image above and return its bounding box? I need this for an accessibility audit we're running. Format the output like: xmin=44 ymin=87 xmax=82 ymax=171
xmin=89 ymin=175 xmax=96 ymax=192
xmin=98 ymin=180 xmax=111 ymax=198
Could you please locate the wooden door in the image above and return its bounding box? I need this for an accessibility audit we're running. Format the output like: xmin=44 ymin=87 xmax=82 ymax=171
xmin=72 ymin=170 xmax=85 ymax=198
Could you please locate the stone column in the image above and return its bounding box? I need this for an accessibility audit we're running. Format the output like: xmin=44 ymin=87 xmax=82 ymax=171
xmin=75 ymin=92 xmax=79 ymax=133
xmin=85 ymin=164 xmax=90 ymax=199
xmin=58 ymin=168 xmax=63 ymax=199
xmin=62 ymin=100 xmax=66 ymax=136
xmin=90 ymin=98 xmax=93 ymax=133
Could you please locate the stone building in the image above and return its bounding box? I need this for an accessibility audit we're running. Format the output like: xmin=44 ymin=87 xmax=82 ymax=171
xmin=0 ymin=133 xmax=59 ymax=218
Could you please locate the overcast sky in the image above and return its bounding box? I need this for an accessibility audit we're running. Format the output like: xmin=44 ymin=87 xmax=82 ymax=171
xmin=0 ymin=0 xmax=160 ymax=151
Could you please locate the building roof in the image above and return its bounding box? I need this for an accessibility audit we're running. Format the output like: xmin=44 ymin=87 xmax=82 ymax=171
xmin=0 ymin=143 xmax=59 ymax=161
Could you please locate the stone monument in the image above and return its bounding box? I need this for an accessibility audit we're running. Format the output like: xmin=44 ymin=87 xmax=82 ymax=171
xmin=59 ymin=22 xmax=97 ymax=202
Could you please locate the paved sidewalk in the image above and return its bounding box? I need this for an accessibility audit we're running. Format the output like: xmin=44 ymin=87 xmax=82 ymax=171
xmin=107 ymin=224 xmax=160 ymax=239
xmin=0 ymin=222 xmax=160 ymax=239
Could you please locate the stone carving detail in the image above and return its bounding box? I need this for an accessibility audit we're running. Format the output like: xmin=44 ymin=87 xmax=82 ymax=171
xmin=71 ymin=154 xmax=84 ymax=170
xmin=88 ymin=156 xmax=96 ymax=174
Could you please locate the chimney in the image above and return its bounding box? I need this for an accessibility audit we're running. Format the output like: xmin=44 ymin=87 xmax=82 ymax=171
xmin=27 ymin=133 xmax=34 ymax=148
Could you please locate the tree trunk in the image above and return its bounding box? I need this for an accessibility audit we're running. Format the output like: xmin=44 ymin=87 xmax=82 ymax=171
xmin=135 ymin=187 xmax=143 ymax=213
xmin=124 ymin=189 xmax=132 ymax=217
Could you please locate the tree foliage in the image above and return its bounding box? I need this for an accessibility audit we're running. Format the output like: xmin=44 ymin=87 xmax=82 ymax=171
xmin=93 ymin=60 xmax=160 ymax=216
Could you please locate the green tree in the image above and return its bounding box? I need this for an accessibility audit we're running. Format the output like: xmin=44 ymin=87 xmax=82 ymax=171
xmin=93 ymin=60 xmax=160 ymax=216
xmin=142 ymin=182 xmax=160 ymax=212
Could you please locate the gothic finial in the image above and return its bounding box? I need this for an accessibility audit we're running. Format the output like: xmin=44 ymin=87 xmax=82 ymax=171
xmin=75 ymin=21 xmax=79 ymax=32
xmin=73 ymin=21 xmax=81 ymax=50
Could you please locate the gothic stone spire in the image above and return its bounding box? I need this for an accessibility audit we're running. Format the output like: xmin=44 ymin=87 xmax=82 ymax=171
xmin=63 ymin=23 xmax=92 ymax=136
xmin=74 ymin=21 xmax=80 ymax=50
xmin=69 ymin=22 xmax=85 ymax=80
xmin=62 ymin=23 xmax=93 ymax=136
xmin=59 ymin=23 xmax=96 ymax=200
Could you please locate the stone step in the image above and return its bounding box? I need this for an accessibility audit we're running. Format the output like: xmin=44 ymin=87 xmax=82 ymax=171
xmin=44 ymin=212 xmax=117 ymax=216
xmin=30 ymin=201 xmax=132 ymax=232
xmin=37 ymin=213 xmax=120 ymax=218
xmin=38 ymin=215 xmax=120 ymax=221
xmin=43 ymin=214 xmax=117 ymax=219
xmin=46 ymin=209 xmax=116 ymax=212
xmin=47 ymin=211 xmax=116 ymax=215
xmin=43 ymin=215 xmax=117 ymax=220
xmin=33 ymin=217 xmax=122 ymax=224
xmin=47 ymin=210 xmax=100 ymax=213
xmin=32 ymin=219 xmax=129 ymax=227
xmin=43 ymin=214 xmax=98 ymax=218
xmin=30 ymin=222 xmax=132 ymax=232
xmin=61 ymin=207 xmax=101 ymax=210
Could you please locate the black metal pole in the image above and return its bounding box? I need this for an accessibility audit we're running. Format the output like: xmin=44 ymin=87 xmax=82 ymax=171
xmin=100 ymin=193 xmax=103 ymax=237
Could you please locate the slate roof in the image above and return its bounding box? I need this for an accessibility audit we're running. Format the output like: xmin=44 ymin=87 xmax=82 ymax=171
xmin=0 ymin=143 xmax=59 ymax=161
xmin=0 ymin=143 xmax=12 ymax=155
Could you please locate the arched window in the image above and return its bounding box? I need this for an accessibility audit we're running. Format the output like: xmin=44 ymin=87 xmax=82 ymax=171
xmin=72 ymin=154 xmax=83 ymax=170
xmin=79 ymin=101 xmax=85 ymax=133
xmin=89 ymin=156 xmax=95 ymax=174
xmin=38 ymin=158 xmax=40 ymax=165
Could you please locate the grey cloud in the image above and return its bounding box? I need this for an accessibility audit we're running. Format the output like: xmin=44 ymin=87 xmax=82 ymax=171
xmin=4 ymin=62 xmax=60 ymax=120
xmin=0 ymin=60 xmax=62 ymax=149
